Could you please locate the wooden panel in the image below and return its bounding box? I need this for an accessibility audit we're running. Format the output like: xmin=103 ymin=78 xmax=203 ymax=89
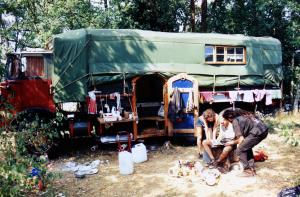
xmin=97 ymin=117 xmax=135 ymax=124
xmin=137 ymin=129 xmax=166 ymax=139
xmin=167 ymin=73 xmax=199 ymax=136
xmin=139 ymin=116 xmax=164 ymax=121
xmin=163 ymin=83 xmax=170 ymax=136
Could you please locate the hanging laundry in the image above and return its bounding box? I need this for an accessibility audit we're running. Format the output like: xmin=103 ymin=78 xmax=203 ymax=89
xmin=88 ymin=91 xmax=97 ymax=114
xmin=168 ymin=88 xmax=184 ymax=122
xmin=114 ymin=92 xmax=121 ymax=111
xmin=270 ymin=89 xmax=282 ymax=99
xmin=200 ymin=92 xmax=214 ymax=102
xmin=228 ymin=91 xmax=238 ymax=104
xmin=186 ymin=89 xmax=194 ymax=112
xmin=253 ymin=89 xmax=266 ymax=102
xmin=237 ymin=91 xmax=243 ymax=101
xmin=199 ymin=94 xmax=204 ymax=104
xmin=241 ymin=90 xmax=254 ymax=102
xmin=265 ymin=90 xmax=272 ymax=105
xmin=109 ymin=93 xmax=115 ymax=100
xmin=212 ymin=92 xmax=229 ymax=102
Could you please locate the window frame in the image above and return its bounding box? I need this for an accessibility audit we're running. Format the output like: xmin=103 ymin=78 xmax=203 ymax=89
xmin=204 ymin=45 xmax=246 ymax=65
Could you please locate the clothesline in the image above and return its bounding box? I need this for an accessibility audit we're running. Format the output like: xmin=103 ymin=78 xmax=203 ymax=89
xmin=200 ymin=89 xmax=282 ymax=105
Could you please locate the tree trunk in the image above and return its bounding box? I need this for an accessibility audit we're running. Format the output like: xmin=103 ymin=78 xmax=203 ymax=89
xmin=293 ymin=83 xmax=299 ymax=114
xmin=201 ymin=0 xmax=207 ymax=32
xmin=292 ymin=48 xmax=299 ymax=114
xmin=104 ymin=0 xmax=108 ymax=10
xmin=190 ymin=0 xmax=195 ymax=32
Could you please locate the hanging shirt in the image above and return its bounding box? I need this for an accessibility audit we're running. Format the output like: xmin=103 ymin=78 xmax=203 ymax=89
xmin=228 ymin=91 xmax=238 ymax=104
xmin=265 ymin=90 xmax=272 ymax=105
xmin=253 ymin=89 xmax=266 ymax=102
xmin=168 ymin=88 xmax=184 ymax=122
xmin=241 ymin=90 xmax=254 ymax=102
xmin=201 ymin=92 xmax=214 ymax=102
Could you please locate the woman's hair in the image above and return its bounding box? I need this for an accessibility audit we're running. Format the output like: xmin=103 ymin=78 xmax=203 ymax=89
xmin=203 ymin=108 xmax=215 ymax=120
xmin=222 ymin=109 xmax=255 ymax=120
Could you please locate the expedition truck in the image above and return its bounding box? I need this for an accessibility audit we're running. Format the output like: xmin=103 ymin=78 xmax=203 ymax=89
xmin=0 ymin=29 xmax=283 ymax=147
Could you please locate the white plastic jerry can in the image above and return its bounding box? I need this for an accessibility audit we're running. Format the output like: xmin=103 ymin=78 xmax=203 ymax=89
xmin=132 ymin=143 xmax=148 ymax=163
xmin=118 ymin=150 xmax=134 ymax=175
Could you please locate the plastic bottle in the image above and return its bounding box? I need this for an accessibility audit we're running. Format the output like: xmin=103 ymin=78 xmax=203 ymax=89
xmin=118 ymin=151 xmax=134 ymax=175
xmin=132 ymin=143 xmax=147 ymax=163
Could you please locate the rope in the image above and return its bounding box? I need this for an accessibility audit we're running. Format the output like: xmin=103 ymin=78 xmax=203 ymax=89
xmin=53 ymin=74 xmax=89 ymax=93
xmin=237 ymin=75 xmax=241 ymax=90
xmin=213 ymin=75 xmax=216 ymax=93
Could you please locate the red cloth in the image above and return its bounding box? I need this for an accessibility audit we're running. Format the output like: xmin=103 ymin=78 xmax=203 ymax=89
xmin=254 ymin=150 xmax=268 ymax=162
xmin=88 ymin=98 xmax=97 ymax=114
xmin=200 ymin=92 xmax=214 ymax=102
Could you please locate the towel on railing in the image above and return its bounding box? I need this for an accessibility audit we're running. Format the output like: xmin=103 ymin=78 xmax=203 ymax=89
xmin=186 ymin=89 xmax=194 ymax=112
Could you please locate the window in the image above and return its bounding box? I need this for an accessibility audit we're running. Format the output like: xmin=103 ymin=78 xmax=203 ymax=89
xmin=25 ymin=56 xmax=45 ymax=77
xmin=205 ymin=45 xmax=246 ymax=64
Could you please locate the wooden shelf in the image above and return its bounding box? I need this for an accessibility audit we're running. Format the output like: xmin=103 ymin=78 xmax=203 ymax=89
xmin=97 ymin=117 xmax=135 ymax=124
xmin=138 ymin=116 xmax=165 ymax=121
xmin=96 ymin=93 xmax=132 ymax=98
xmin=137 ymin=129 xmax=166 ymax=139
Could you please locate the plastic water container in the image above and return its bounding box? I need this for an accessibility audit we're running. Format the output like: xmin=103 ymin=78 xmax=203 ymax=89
xmin=132 ymin=143 xmax=147 ymax=163
xmin=118 ymin=151 xmax=134 ymax=175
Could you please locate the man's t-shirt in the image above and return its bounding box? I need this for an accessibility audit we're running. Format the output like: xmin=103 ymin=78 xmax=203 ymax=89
xmin=232 ymin=116 xmax=268 ymax=137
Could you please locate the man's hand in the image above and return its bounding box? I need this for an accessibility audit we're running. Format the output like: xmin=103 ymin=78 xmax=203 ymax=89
xmin=225 ymin=141 xmax=235 ymax=146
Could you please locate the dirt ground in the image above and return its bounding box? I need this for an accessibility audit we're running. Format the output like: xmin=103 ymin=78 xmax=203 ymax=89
xmin=49 ymin=132 xmax=300 ymax=197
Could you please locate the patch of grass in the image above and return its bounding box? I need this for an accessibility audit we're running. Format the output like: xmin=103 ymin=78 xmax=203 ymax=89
xmin=264 ymin=114 xmax=300 ymax=147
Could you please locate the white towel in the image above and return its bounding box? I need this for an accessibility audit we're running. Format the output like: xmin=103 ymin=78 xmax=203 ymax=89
xmin=229 ymin=91 xmax=238 ymax=103
xmin=265 ymin=90 xmax=272 ymax=105
xmin=241 ymin=90 xmax=254 ymax=102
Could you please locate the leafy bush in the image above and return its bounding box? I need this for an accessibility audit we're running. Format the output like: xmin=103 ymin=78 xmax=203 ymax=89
xmin=0 ymin=109 xmax=65 ymax=196
xmin=277 ymin=124 xmax=299 ymax=147
xmin=264 ymin=115 xmax=300 ymax=147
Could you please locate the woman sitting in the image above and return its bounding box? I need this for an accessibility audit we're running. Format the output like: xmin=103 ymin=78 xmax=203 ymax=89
xmin=196 ymin=109 xmax=219 ymax=157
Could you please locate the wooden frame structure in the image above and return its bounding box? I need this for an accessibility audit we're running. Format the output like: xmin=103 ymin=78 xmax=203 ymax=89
xmin=167 ymin=73 xmax=199 ymax=136
xmin=131 ymin=75 xmax=168 ymax=140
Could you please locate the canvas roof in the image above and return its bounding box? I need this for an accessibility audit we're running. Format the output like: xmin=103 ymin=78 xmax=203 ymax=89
xmin=52 ymin=29 xmax=282 ymax=102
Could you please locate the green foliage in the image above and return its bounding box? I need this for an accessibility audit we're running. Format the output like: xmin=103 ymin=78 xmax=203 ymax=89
xmin=0 ymin=0 xmax=193 ymax=51
xmin=294 ymin=177 xmax=300 ymax=187
xmin=206 ymin=0 xmax=300 ymax=95
xmin=265 ymin=117 xmax=300 ymax=147
xmin=112 ymin=0 xmax=190 ymax=32
xmin=1 ymin=0 xmax=118 ymax=48
xmin=0 ymin=107 xmax=65 ymax=196
xmin=277 ymin=124 xmax=299 ymax=147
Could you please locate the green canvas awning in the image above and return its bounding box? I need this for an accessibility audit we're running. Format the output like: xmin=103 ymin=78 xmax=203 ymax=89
xmin=52 ymin=29 xmax=282 ymax=102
